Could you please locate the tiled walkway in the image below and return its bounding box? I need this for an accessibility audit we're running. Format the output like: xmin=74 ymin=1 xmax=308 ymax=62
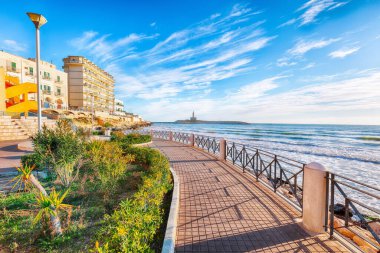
xmin=152 ymin=139 xmax=349 ymax=253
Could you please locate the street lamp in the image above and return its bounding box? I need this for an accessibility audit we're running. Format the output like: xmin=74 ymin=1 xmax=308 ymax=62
xmin=26 ymin=12 xmax=47 ymax=132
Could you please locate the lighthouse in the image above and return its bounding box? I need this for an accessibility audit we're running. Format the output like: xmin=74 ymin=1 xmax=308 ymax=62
xmin=190 ymin=111 xmax=197 ymax=122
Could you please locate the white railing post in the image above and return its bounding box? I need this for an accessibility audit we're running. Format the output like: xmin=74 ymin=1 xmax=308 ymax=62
xmin=302 ymin=162 xmax=328 ymax=233
xmin=219 ymin=138 xmax=226 ymax=161
xmin=169 ymin=131 xmax=173 ymax=141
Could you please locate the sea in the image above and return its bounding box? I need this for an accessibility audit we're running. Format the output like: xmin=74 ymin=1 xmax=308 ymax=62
xmin=150 ymin=122 xmax=380 ymax=210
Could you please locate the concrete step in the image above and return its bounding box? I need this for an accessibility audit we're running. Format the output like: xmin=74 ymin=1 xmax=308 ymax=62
xmin=0 ymin=121 xmax=12 ymax=124
xmin=0 ymin=133 xmax=29 ymax=137
xmin=0 ymin=137 xmax=29 ymax=141
xmin=0 ymin=125 xmax=22 ymax=128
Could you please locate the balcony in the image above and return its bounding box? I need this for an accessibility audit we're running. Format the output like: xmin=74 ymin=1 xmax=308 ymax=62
xmin=43 ymin=90 xmax=51 ymax=95
xmin=25 ymin=72 xmax=34 ymax=76
xmin=55 ymin=92 xmax=62 ymax=96
xmin=55 ymin=80 xmax=63 ymax=84
xmin=42 ymin=76 xmax=51 ymax=80
xmin=6 ymin=66 xmax=20 ymax=73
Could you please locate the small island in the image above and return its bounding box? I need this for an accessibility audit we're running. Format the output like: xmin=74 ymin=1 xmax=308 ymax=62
xmin=175 ymin=111 xmax=249 ymax=125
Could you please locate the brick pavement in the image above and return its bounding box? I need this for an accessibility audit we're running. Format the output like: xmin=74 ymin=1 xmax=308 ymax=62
xmin=152 ymin=139 xmax=349 ymax=253
xmin=0 ymin=140 xmax=31 ymax=173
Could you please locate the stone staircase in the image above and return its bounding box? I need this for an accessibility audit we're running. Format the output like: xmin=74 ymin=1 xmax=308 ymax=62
xmin=16 ymin=117 xmax=56 ymax=136
xmin=0 ymin=116 xmax=56 ymax=141
xmin=0 ymin=116 xmax=29 ymax=141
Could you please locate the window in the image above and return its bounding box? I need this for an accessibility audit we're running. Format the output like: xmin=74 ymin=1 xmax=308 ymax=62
xmin=29 ymin=67 xmax=33 ymax=75
xmin=57 ymin=88 xmax=61 ymax=95
xmin=43 ymin=72 xmax=50 ymax=79
xmin=43 ymin=85 xmax=47 ymax=90
xmin=57 ymin=76 xmax=61 ymax=82
xmin=11 ymin=62 xmax=16 ymax=71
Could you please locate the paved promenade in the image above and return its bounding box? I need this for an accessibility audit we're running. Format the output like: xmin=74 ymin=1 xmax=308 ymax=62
xmin=152 ymin=139 xmax=349 ymax=253
xmin=0 ymin=140 xmax=30 ymax=173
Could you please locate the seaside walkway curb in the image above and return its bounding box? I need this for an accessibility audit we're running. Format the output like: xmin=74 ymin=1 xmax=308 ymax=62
xmin=151 ymin=139 xmax=349 ymax=253
xmin=162 ymin=167 xmax=180 ymax=253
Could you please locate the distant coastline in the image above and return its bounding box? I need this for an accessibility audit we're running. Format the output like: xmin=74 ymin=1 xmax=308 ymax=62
xmin=172 ymin=111 xmax=249 ymax=125
xmin=174 ymin=119 xmax=249 ymax=125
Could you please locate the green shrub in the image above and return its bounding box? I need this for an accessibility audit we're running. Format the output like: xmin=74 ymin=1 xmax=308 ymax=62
xmin=21 ymin=153 xmax=45 ymax=170
xmin=104 ymin=122 xmax=113 ymax=128
xmin=97 ymin=147 xmax=172 ymax=252
xmin=84 ymin=141 xmax=135 ymax=196
xmin=32 ymin=119 xmax=84 ymax=187
xmin=92 ymin=130 xmax=105 ymax=136
xmin=111 ymin=132 xmax=151 ymax=145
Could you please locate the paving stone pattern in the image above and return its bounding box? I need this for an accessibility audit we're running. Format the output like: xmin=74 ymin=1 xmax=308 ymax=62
xmin=152 ymin=139 xmax=349 ymax=253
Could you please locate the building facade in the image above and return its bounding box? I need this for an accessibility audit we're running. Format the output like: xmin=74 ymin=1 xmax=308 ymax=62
xmin=63 ymin=56 xmax=115 ymax=113
xmin=114 ymin=98 xmax=125 ymax=115
xmin=0 ymin=50 xmax=68 ymax=115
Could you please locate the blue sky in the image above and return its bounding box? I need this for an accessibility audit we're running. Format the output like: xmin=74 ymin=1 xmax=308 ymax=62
xmin=1 ymin=0 xmax=380 ymax=124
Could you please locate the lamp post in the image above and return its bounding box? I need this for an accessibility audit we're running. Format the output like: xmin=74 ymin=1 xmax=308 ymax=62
xmin=27 ymin=12 xmax=47 ymax=132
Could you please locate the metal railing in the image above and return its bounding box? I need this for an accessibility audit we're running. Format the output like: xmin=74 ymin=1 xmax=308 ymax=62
xmin=173 ymin=132 xmax=190 ymax=144
xmin=194 ymin=134 xmax=220 ymax=155
xmin=150 ymin=129 xmax=380 ymax=251
xmin=326 ymin=173 xmax=380 ymax=250
xmin=152 ymin=130 xmax=170 ymax=140
xmin=226 ymin=141 xmax=305 ymax=209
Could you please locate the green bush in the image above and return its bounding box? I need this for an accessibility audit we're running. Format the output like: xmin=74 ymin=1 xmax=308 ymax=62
xmin=104 ymin=122 xmax=113 ymax=128
xmin=111 ymin=132 xmax=151 ymax=145
xmin=84 ymin=141 xmax=135 ymax=196
xmin=32 ymin=119 xmax=84 ymax=187
xmin=97 ymin=147 xmax=172 ymax=252
xmin=21 ymin=153 xmax=45 ymax=170
xmin=92 ymin=130 xmax=105 ymax=136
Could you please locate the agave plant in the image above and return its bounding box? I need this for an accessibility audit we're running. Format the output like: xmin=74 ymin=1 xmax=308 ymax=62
xmin=9 ymin=164 xmax=47 ymax=195
xmin=34 ymin=188 xmax=71 ymax=236
xmin=10 ymin=164 xmax=70 ymax=236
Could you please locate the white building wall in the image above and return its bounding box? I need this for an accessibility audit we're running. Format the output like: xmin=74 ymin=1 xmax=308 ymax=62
xmin=0 ymin=51 xmax=68 ymax=110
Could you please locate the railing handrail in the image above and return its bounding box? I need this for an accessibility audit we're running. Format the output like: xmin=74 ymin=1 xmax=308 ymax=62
xmin=226 ymin=140 xmax=306 ymax=166
xmin=333 ymin=173 xmax=380 ymax=192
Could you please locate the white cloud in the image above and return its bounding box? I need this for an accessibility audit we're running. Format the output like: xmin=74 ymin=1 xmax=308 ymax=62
xmin=70 ymin=4 xmax=274 ymax=101
xmin=298 ymin=0 xmax=348 ymax=26
xmin=301 ymin=62 xmax=316 ymax=69
xmin=230 ymin=4 xmax=251 ymax=17
xmin=277 ymin=38 xmax=339 ymax=67
xmin=288 ymin=38 xmax=340 ymax=56
xmin=277 ymin=57 xmax=297 ymax=67
xmin=1 ymin=39 xmax=27 ymax=52
xmin=280 ymin=0 xmax=348 ymax=27
xmin=69 ymin=32 xmax=158 ymax=63
xmin=210 ymin=13 xmax=221 ymax=19
xmin=229 ymin=76 xmax=285 ymax=100
xmin=278 ymin=18 xmax=297 ymax=28
xmin=138 ymin=70 xmax=380 ymax=125
xmin=150 ymin=22 xmax=156 ymax=27
xmin=329 ymin=47 xmax=360 ymax=58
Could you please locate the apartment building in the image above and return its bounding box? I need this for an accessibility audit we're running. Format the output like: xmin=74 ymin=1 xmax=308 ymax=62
xmin=63 ymin=56 xmax=115 ymax=113
xmin=114 ymin=98 xmax=125 ymax=115
xmin=0 ymin=50 xmax=68 ymax=114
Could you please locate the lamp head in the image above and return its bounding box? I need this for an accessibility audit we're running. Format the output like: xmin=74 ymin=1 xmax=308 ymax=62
xmin=26 ymin=12 xmax=47 ymax=29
